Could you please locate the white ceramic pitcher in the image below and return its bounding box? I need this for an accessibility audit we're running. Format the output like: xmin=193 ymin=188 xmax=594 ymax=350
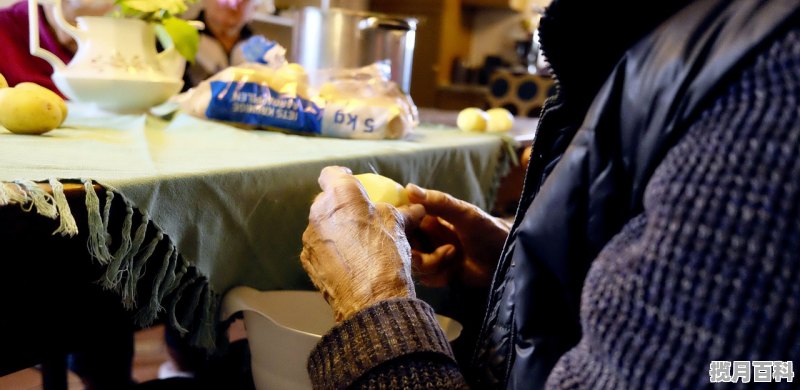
xmin=28 ymin=0 xmax=186 ymax=112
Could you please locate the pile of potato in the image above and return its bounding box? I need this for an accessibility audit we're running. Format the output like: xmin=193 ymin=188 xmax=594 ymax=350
xmin=0 ymin=73 xmax=67 ymax=135
xmin=457 ymin=107 xmax=515 ymax=133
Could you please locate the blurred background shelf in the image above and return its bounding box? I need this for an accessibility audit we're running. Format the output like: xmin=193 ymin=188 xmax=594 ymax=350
xmin=461 ymin=0 xmax=513 ymax=9
xmin=370 ymin=0 xmax=553 ymax=112
xmin=250 ymin=13 xmax=294 ymax=27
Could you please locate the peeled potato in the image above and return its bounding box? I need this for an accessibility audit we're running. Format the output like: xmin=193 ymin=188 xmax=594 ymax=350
xmin=15 ymin=82 xmax=67 ymax=125
xmin=0 ymin=73 xmax=7 ymax=89
xmin=355 ymin=173 xmax=409 ymax=207
xmin=486 ymin=107 xmax=514 ymax=132
xmin=457 ymin=107 xmax=488 ymax=132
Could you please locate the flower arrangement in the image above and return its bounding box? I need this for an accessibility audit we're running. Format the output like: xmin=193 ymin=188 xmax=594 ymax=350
xmin=114 ymin=0 xmax=199 ymax=62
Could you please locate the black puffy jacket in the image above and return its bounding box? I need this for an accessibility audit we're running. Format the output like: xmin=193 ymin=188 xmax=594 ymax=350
xmin=471 ymin=0 xmax=800 ymax=388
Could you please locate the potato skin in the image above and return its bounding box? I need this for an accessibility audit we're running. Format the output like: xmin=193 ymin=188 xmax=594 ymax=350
xmin=15 ymin=82 xmax=68 ymax=125
xmin=0 ymin=87 xmax=64 ymax=135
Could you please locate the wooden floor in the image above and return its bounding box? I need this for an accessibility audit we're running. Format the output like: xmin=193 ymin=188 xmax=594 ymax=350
xmin=0 ymin=322 xmax=247 ymax=390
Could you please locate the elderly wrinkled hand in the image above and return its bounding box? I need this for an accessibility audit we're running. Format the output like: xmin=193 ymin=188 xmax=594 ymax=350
xmin=301 ymin=166 xmax=425 ymax=322
xmin=405 ymin=184 xmax=510 ymax=288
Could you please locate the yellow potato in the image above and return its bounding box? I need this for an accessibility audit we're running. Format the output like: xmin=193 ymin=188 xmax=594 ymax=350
xmin=0 ymin=73 xmax=7 ymax=89
xmin=317 ymin=82 xmax=339 ymax=100
xmin=0 ymin=87 xmax=63 ymax=135
xmin=272 ymin=63 xmax=309 ymax=96
xmin=486 ymin=107 xmax=514 ymax=132
xmin=15 ymin=82 xmax=67 ymax=125
xmin=226 ymin=67 xmax=273 ymax=85
xmin=355 ymin=173 xmax=409 ymax=207
xmin=457 ymin=107 xmax=488 ymax=132
xmin=284 ymin=62 xmax=307 ymax=75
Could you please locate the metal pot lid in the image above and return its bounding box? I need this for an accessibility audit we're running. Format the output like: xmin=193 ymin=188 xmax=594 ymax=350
xmin=295 ymin=6 xmax=418 ymax=31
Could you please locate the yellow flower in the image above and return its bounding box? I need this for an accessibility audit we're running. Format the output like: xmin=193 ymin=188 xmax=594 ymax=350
xmin=119 ymin=0 xmax=189 ymax=15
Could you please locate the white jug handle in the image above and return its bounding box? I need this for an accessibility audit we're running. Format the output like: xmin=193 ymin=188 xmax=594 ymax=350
xmin=28 ymin=0 xmax=78 ymax=71
xmin=153 ymin=23 xmax=188 ymax=80
xmin=220 ymin=286 xmax=264 ymax=321
xmin=153 ymin=23 xmax=175 ymax=53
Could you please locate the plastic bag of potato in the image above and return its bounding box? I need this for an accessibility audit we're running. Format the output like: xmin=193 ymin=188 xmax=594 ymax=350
xmin=0 ymin=73 xmax=67 ymax=135
xmin=314 ymin=62 xmax=418 ymax=139
xmin=180 ymin=63 xmax=323 ymax=133
xmin=179 ymin=56 xmax=417 ymax=140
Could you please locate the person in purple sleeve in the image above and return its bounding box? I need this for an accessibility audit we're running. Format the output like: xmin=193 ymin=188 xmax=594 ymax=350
xmin=299 ymin=0 xmax=800 ymax=388
xmin=0 ymin=1 xmax=113 ymax=96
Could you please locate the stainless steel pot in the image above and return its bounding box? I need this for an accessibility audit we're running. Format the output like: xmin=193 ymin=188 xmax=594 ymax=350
xmin=291 ymin=7 xmax=418 ymax=92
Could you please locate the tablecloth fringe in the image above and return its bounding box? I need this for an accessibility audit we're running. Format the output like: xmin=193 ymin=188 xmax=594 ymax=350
xmin=49 ymin=178 xmax=79 ymax=236
xmin=0 ymin=182 xmax=25 ymax=205
xmin=84 ymin=181 xmax=219 ymax=351
xmin=2 ymin=178 xmax=219 ymax=352
xmin=83 ymin=179 xmax=113 ymax=263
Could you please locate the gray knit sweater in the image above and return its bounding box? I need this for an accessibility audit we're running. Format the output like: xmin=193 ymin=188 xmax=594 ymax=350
xmin=307 ymin=27 xmax=800 ymax=390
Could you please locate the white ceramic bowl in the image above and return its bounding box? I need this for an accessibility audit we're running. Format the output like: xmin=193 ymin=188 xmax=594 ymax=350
xmin=221 ymin=287 xmax=463 ymax=390
xmin=53 ymin=73 xmax=183 ymax=114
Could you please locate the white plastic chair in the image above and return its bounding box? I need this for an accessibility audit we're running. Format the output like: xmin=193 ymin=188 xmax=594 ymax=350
xmin=221 ymin=286 xmax=462 ymax=390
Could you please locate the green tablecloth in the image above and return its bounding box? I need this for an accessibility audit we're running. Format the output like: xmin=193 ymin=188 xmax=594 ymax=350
xmin=0 ymin=103 xmax=512 ymax=348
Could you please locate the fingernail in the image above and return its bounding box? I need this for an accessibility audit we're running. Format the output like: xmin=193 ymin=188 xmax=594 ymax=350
xmin=407 ymin=183 xmax=426 ymax=199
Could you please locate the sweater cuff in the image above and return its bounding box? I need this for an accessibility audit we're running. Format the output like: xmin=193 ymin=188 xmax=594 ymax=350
xmin=307 ymin=297 xmax=456 ymax=389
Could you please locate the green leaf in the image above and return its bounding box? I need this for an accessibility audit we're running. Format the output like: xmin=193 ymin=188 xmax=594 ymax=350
xmin=162 ymin=16 xmax=199 ymax=63
xmin=115 ymin=0 xmax=198 ymax=61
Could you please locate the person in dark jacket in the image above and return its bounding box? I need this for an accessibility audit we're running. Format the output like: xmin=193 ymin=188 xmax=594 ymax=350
xmin=300 ymin=0 xmax=800 ymax=388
